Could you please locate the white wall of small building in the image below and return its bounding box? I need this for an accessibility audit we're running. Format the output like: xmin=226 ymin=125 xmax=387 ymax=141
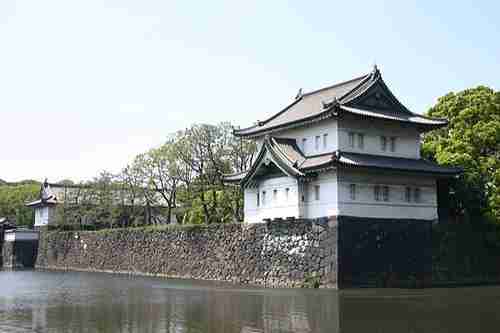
xmin=34 ymin=206 xmax=56 ymax=227
xmin=244 ymin=170 xmax=339 ymax=223
xmin=243 ymin=168 xmax=438 ymax=222
xmin=338 ymin=116 xmax=421 ymax=159
xmin=244 ymin=176 xmax=300 ymax=223
xmin=302 ymin=171 xmax=338 ymax=219
xmin=337 ymin=170 xmax=438 ymax=220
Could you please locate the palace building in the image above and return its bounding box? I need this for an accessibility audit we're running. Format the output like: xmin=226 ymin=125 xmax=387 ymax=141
xmin=225 ymin=66 xmax=460 ymax=223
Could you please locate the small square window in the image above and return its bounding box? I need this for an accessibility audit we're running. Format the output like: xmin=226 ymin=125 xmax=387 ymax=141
xmin=390 ymin=137 xmax=396 ymax=152
xmin=357 ymin=133 xmax=364 ymax=149
xmin=348 ymin=132 xmax=355 ymax=148
xmin=314 ymin=185 xmax=320 ymax=201
xmin=302 ymin=138 xmax=307 ymax=152
xmin=374 ymin=185 xmax=381 ymax=201
xmin=414 ymin=188 xmax=421 ymax=203
xmin=349 ymin=184 xmax=356 ymax=200
xmin=380 ymin=136 xmax=387 ymax=151
xmin=405 ymin=186 xmax=411 ymax=202
xmin=315 ymin=136 xmax=320 ymax=151
xmin=383 ymin=186 xmax=389 ymax=202
xmin=323 ymin=134 xmax=328 ymax=149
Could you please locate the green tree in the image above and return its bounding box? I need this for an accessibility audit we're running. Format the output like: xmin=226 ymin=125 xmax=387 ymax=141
xmin=0 ymin=183 xmax=39 ymax=227
xmin=173 ymin=122 xmax=256 ymax=224
xmin=422 ymin=86 xmax=500 ymax=222
xmin=124 ymin=142 xmax=184 ymax=224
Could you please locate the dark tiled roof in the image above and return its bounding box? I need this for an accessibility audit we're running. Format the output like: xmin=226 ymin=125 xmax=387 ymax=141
xmin=223 ymin=136 xmax=337 ymax=185
xmin=270 ymin=137 xmax=337 ymax=172
xmin=300 ymin=154 xmax=335 ymax=170
xmin=234 ymin=74 xmax=370 ymax=137
xmin=340 ymin=106 xmax=448 ymax=126
xmin=337 ymin=151 xmax=461 ymax=175
xmin=223 ymin=136 xmax=338 ymax=185
xmin=272 ymin=138 xmax=306 ymax=165
xmin=234 ymin=68 xmax=448 ymax=137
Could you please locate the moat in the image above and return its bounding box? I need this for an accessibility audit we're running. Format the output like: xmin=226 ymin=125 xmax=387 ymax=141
xmin=1 ymin=270 xmax=500 ymax=332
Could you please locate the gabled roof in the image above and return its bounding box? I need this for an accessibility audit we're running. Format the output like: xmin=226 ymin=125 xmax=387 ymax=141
xmin=224 ymin=136 xmax=337 ymax=187
xmin=234 ymin=67 xmax=448 ymax=137
xmin=223 ymin=136 xmax=461 ymax=186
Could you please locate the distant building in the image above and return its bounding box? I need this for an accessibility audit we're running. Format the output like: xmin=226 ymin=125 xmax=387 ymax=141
xmin=0 ymin=217 xmax=16 ymax=230
xmin=26 ymin=180 xmax=60 ymax=227
xmin=26 ymin=179 xmax=174 ymax=227
xmin=225 ymin=66 xmax=461 ymax=223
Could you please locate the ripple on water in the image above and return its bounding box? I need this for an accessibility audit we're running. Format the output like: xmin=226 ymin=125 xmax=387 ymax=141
xmin=1 ymin=270 xmax=500 ymax=332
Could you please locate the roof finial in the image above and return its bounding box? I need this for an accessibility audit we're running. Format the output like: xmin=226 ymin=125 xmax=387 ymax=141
xmin=40 ymin=178 xmax=54 ymax=202
xmin=372 ymin=62 xmax=380 ymax=76
xmin=295 ymin=88 xmax=303 ymax=100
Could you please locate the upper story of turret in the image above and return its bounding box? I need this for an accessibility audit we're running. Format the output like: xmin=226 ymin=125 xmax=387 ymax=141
xmin=234 ymin=66 xmax=447 ymax=161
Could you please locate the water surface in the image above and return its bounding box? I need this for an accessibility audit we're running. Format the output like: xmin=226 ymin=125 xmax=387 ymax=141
xmin=0 ymin=270 xmax=499 ymax=332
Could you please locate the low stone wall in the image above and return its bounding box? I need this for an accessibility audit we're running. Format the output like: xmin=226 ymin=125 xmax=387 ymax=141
xmin=36 ymin=219 xmax=338 ymax=288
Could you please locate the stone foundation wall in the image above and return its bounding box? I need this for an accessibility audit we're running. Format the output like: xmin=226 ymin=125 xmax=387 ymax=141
xmin=338 ymin=216 xmax=432 ymax=288
xmin=35 ymin=217 xmax=433 ymax=288
xmin=36 ymin=219 xmax=338 ymax=288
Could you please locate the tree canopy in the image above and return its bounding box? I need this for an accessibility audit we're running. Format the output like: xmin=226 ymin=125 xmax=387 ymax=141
xmin=422 ymin=86 xmax=500 ymax=222
xmin=0 ymin=183 xmax=39 ymax=227
xmin=47 ymin=122 xmax=256 ymax=229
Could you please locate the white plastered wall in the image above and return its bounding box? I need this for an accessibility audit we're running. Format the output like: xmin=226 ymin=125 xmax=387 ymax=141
xmin=302 ymin=170 xmax=338 ymax=219
xmin=253 ymin=119 xmax=338 ymax=156
xmin=338 ymin=116 xmax=421 ymax=159
xmin=244 ymin=176 xmax=300 ymax=223
xmin=34 ymin=205 xmax=56 ymax=226
xmin=274 ymin=118 xmax=338 ymax=156
xmin=337 ymin=170 xmax=438 ymax=220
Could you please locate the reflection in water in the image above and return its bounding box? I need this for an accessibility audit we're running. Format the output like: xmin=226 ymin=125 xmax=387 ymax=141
xmin=0 ymin=270 xmax=500 ymax=332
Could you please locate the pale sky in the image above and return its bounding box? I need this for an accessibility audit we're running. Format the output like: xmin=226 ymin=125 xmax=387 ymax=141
xmin=1 ymin=0 xmax=498 ymax=182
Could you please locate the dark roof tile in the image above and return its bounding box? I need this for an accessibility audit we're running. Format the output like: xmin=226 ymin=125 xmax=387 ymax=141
xmin=234 ymin=68 xmax=448 ymax=137
xmin=338 ymin=151 xmax=461 ymax=175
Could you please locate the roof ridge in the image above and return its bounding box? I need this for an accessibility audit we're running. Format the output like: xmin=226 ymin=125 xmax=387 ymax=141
xmin=341 ymin=73 xmax=416 ymax=116
xmin=339 ymin=72 xmax=380 ymax=104
xmin=302 ymin=73 xmax=371 ymax=97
